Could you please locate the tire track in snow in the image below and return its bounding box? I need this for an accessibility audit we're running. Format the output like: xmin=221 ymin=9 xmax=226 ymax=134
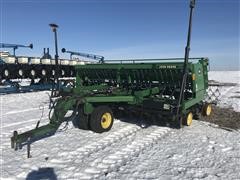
xmin=69 ymin=126 xmax=170 ymax=179
xmin=1 ymin=119 xmax=127 ymax=151
xmin=51 ymin=124 xmax=142 ymax=163
xmin=7 ymin=121 xmax=142 ymax=179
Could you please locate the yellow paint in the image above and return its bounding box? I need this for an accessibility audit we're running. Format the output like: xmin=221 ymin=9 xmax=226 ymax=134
xmin=192 ymin=73 xmax=196 ymax=81
xmin=187 ymin=112 xmax=193 ymax=126
xmin=206 ymin=104 xmax=212 ymax=116
xmin=101 ymin=112 xmax=112 ymax=129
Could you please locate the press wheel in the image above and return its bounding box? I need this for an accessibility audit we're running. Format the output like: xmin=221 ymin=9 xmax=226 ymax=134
xmin=183 ymin=112 xmax=193 ymax=126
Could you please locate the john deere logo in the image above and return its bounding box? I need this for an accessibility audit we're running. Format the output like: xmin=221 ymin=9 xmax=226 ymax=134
xmin=159 ymin=65 xmax=177 ymax=69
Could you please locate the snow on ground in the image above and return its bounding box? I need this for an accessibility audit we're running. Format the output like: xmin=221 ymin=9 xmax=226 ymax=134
xmin=209 ymin=71 xmax=240 ymax=112
xmin=0 ymin=71 xmax=240 ymax=179
xmin=208 ymin=71 xmax=240 ymax=84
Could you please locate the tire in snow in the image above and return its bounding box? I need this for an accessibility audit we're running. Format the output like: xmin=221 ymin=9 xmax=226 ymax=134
xmin=18 ymin=69 xmax=24 ymax=77
xmin=89 ymin=106 xmax=114 ymax=133
xmin=30 ymin=69 xmax=36 ymax=77
xmin=3 ymin=69 xmax=9 ymax=78
xmin=202 ymin=103 xmax=212 ymax=117
xmin=72 ymin=106 xmax=89 ymax=130
xmin=41 ymin=69 xmax=47 ymax=76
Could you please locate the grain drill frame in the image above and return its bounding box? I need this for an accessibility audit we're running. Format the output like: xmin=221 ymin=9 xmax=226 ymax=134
xmin=11 ymin=0 xmax=213 ymax=154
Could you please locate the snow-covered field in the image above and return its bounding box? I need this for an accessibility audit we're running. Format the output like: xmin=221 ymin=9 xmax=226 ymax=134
xmin=0 ymin=71 xmax=240 ymax=179
xmin=208 ymin=71 xmax=240 ymax=112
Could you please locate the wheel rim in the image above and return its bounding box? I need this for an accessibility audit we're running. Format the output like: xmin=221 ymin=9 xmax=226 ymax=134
xmin=4 ymin=70 xmax=9 ymax=76
xmin=101 ymin=112 xmax=112 ymax=129
xmin=19 ymin=69 xmax=23 ymax=76
xmin=31 ymin=70 xmax=35 ymax=76
xmin=42 ymin=69 xmax=46 ymax=76
xmin=187 ymin=112 xmax=193 ymax=126
xmin=206 ymin=105 xmax=212 ymax=116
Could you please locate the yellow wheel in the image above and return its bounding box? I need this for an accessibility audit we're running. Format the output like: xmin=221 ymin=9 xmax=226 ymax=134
xmin=202 ymin=103 xmax=212 ymax=117
xmin=90 ymin=106 xmax=114 ymax=133
xmin=101 ymin=112 xmax=112 ymax=129
xmin=183 ymin=112 xmax=193 ymax=126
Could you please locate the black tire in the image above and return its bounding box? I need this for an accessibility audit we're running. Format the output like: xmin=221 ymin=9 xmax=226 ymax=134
xmin=193 ymin=113 xmax=200 ymax=120
xmin=30 ymin=69 xmax=36 ymax=78
xmin=3 ymin=69 xmax=9 ymax=78
xmin=61 ymin=69 xmax=65 ymax=77
xmin=90 ymin=106 xmax=114 ymax=133
xmin=51 ymin=69 xmax=55 ymax=77
xmin=0 ymin=75 xmax=2 ymax=84
xmin=18 ymin=69 xmax=24 ymax=77
xmin=112 ymin=108 xmax=123 ymax=119
xmin=174 ymin=116 xmax=183 ymax=129
xmin=72 ymin=106 xmax=89 ymax=130
xmin=70 ymin=70 xmax=74 ymax=76
xmin=41 ymin=69 xmax=47 ymax=77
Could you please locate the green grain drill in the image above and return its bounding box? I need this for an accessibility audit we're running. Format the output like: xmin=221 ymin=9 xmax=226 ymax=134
xmin=11 ymin=0 xmax=212 ymax=154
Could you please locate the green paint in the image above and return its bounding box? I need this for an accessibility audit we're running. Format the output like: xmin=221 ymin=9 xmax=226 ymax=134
xmin=11 ymin=58 xmax=209 ymax=148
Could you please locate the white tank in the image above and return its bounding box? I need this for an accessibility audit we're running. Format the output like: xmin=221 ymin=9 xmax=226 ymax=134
xmin=41 ymin=58 xmax=51 ymax=65
xmin=2 ymin=56 xmax=16 ymax=64
xmin=0 ymin=51 xmax=10 ymax=57
xmin=51 ymin=59 xmax=61 ymax=65
xmin=69 ymin=60 xmax=77 ymax=66
xmin=85 ymin=61 xmax=92 ymax=64
xmin=77 ymin=61 xmax=85 ymax=65
xmin=30 ymin=57 xmax=41 ymax=64
xmin=17 ymin=56 xmax=28 ymax=64
xmin=60 ymin=59 xmax=69 ymax=65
